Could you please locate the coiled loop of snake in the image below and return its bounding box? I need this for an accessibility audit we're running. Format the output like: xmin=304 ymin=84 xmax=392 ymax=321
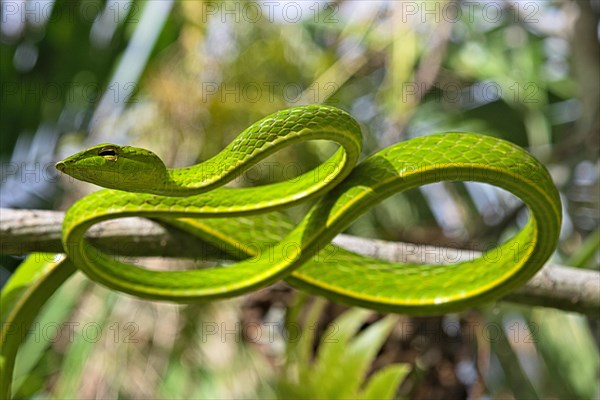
xmin=58 ymin=105 xmax=561 ymax=314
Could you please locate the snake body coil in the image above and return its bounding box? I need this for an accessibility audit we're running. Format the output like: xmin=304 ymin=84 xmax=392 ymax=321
xmin=57 ymin=105 xmax=561 ymax=314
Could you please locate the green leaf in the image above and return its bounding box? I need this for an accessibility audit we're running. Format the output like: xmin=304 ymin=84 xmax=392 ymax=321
xmin=311 ymin=308 xmax=372 ymax=396
xmin=10 ymin=263 xmax=83 ymax=397
xmin=1 ymin=254 xmax=58 ymax=324
xmin=360 ymin=364 xmax=411 ymax=399
xmin=277 ymin=304 xmax=410 ymax=400
xmin=332 ymin=315 xmax=398 ymax=398
xmin=296 ymin=298 xmax=327 ymax=390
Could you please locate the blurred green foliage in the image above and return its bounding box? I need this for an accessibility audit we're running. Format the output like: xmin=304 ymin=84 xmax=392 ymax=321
xmin=276 ymin=299 xmax=410 ymax=399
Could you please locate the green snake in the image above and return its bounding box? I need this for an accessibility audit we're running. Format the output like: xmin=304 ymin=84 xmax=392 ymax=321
xmin=57 ymin=104 xmax=561 ymax=309
xmin=1 ymin=105 xmax=561 ymax=396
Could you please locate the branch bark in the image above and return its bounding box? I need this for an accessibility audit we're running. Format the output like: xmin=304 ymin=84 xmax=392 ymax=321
xmin=1 ymin=208 xmax=598 ymax=317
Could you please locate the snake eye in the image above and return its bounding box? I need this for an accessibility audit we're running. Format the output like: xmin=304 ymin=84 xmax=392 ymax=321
xmin=99 ymin=146 xmax=117 ymax=160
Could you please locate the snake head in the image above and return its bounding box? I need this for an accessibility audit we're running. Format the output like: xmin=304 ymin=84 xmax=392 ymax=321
xmin=56 ymin=143 xmax=169 ymax=193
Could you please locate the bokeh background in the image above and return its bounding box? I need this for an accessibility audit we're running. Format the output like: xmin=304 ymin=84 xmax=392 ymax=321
xmin=1 ymin=0 xmax=598 ymax=399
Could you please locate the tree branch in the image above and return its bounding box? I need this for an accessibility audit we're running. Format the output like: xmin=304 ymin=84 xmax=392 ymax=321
xmin=1 ymin=208 xmax=598 ymax=317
